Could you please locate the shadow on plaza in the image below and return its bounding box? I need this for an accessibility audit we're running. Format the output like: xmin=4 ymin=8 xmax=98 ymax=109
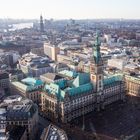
xmin=68 ymin=96 xmax=140 ymax=140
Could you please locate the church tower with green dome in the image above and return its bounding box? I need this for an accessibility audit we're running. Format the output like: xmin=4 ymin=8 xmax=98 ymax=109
xmin=90 ymin=32 xmax=104 ymax=93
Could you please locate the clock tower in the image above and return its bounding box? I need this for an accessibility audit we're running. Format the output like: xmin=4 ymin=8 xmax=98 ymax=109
xmin=90 ymin=32 xmax=104 ymax=93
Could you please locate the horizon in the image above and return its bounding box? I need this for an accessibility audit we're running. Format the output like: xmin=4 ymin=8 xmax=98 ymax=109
xmin=0 ymin=0 xmax=139 ymax=20
xmin=1 ymin=18 xmax=140 ymax=21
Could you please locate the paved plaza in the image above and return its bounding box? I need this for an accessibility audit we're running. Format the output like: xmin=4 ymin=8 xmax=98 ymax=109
xmin=71 ymin=96 xmax=140 ymax=139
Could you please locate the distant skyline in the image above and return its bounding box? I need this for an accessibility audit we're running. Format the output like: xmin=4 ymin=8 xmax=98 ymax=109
xmin=0 ymin=0 xmax=139 ymax=19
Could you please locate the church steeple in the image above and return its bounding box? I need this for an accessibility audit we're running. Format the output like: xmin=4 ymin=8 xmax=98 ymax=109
xmin=40 ymin=14 xmax=44 ymax=32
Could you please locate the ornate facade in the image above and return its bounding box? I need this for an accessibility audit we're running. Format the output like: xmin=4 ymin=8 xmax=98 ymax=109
xmin=10 ymin=77 xmax=44 ymax=106
xmin=125 ymin=75 xmax=140 ymax=96
xmin=41 ymin=33 xmax=126 ymax=123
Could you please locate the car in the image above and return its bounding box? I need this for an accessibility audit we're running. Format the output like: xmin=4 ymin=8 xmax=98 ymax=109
xmin=54 ymin=135 xmax=58 ymax=140
xmin=53 ymin=128 xmax=57 ymax=131
xmin=52 ymin=131 xmax=56 ymax=135
xmin=50 ymin=136 xmax=54 ymax=140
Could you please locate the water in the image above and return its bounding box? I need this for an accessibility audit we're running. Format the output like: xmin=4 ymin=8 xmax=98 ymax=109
xmin=9 ymin=22 xmax=33 ymax=31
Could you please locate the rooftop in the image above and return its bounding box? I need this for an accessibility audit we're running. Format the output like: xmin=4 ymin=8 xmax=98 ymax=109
xmin=21 ymin=77 xmax=44 ymax=86
xmin=12 ymin=77 xmax=44 ymax=92
xmin=41 ymin=73 xmax=64 ymax=81
xmin=0 ymin=96 xmax=37 ymax=121
xmin=41 ymin=124 xmax=68 ymax=140
xmin=6 ymin=69 xmax=23 ymax=75
xmin=4 ymin=95 xmax=22 ymax=104
xmin=19 ymin=53 xmax=51 ymax=68
xmin=104 ymin=74 xmax=123 ymax=86
xmin=0 ymin=72 xmax=9 ymax=80
xmin=58 ymin=70 xmax=78 ymax=78
xmin=44 ymin=72 xmax=93 ymax=100
xmin=6 ymin=103 xmax=37 ymax=120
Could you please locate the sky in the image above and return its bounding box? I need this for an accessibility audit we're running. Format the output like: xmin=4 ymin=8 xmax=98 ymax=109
xmin=0 ymin=0 xmax=139 ymax=19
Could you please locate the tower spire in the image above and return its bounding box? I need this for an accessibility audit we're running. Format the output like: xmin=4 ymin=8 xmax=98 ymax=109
xmin=93 ymin=32 xmax=102 ymax=64
xmin=40 ymin=14 xmax=44 ymax=32
xmin=90 ymin=31 xmax=103 ymax=92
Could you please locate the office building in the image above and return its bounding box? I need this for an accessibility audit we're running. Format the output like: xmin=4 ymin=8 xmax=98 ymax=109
xmin=10 ymin=77 xmax=44 ymax=105
xmin=18 ymin=53 xmax=52 ymax=77
xmin=44 ymin=43 xmax=60 ymax=61
xmin=125 ymin=74 xmax=140 ymax=96
xmin=0 ymin=95 xmax=38 ymax=140
xmin=0 ymin=71 xmax=9 ymax=91
xmin=108 ymin=58 xmax=127 ymax=70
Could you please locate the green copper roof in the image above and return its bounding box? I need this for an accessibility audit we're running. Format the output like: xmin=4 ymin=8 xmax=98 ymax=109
xmin=12 ymin=81 xmax=29 ymax=92
xmin=12 ymin=77 xmax=44 ymax=92
xmin=104 ymin=74 xmax=123 ymax=86
xmin=55 ymin=79 xmax=67 ymax=89
xmin=66 ymin=83 xmax=93 ymax=96
xmin=22 ymin=77 xmax=44 ymax=86
xmin=45 ymin=83 xmax=65 ymax=100
xmin=72 ymin=73 xmax=90 ymax=87
xmin=93 ymin=32 xmax=102 ymax=64
xmin=44 ymin=73 xmax=93 ymax=100
xmin=45 ymin=82 xmax=93 ymax=101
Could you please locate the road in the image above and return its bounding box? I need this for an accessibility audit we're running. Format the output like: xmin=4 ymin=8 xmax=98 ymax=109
xmin=38 ymin=115 xmax=50 ymax=128
xmin=35 ymin=115 xmax=50 ymax=140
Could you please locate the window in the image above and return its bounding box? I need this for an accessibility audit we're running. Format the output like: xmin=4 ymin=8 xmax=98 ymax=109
xmin=99 ymin=81 xmax=102 ymax=88
xmin=99 ymin=75 xmax=102 ymax=80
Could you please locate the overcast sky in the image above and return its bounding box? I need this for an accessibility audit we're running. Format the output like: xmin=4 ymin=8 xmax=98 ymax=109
xmin=0 ymin=0 xmax=139 ymax=19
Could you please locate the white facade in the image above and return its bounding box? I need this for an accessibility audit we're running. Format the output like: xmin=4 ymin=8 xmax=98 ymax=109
xmin=108 ymin=58 xmax=127 ymax=70
xmin=44 ymin=43 xmax=60 ymax=61
xmin=4 ymin=95 xmax=22 ymax=104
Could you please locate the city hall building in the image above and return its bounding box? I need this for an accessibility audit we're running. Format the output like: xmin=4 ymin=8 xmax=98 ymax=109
xmin=41 ymin=33 xmax=126 ymax=123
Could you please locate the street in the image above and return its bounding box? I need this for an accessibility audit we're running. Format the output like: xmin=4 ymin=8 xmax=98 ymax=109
xmin=35 ymin=115 xmax=50 ymax=140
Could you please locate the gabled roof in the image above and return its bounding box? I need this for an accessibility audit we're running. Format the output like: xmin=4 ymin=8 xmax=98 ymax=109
xmin=72 ymin=73 xmax=90 ymax=87
xmin=44 ymin=73 xmax=93 ymax=101
xmin=55 ymin=80 xmax=67 ymax=89
xmin=12 ymin=77 xmax=44 ymax=92
xmin=42 ymin=73 xmax=64 ymax=81
xmin=45 ymin=83 xmax=65 ymax=100
xmin=12 ymin=81 xmax=28 ymax=92
xmin=59 ymin=70 xmax=77 ymax=78
xmin=21 ymin=77 xmax=43 ymax=86
xmin=66 ymin=83 xmax=93 ymax=96
xmin=104 ymin=74 xmax=123 ymax=86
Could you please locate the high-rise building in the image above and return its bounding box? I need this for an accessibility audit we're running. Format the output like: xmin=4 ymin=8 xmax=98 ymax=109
xmin=44 ymin=43 xmax=60 ymax=61
xmin=40 ymin=15 xmax=44 ymax=32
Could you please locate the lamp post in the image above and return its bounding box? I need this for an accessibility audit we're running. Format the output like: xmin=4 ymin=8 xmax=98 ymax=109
xmin=82 ymin=102 xmax=85 ymax=131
